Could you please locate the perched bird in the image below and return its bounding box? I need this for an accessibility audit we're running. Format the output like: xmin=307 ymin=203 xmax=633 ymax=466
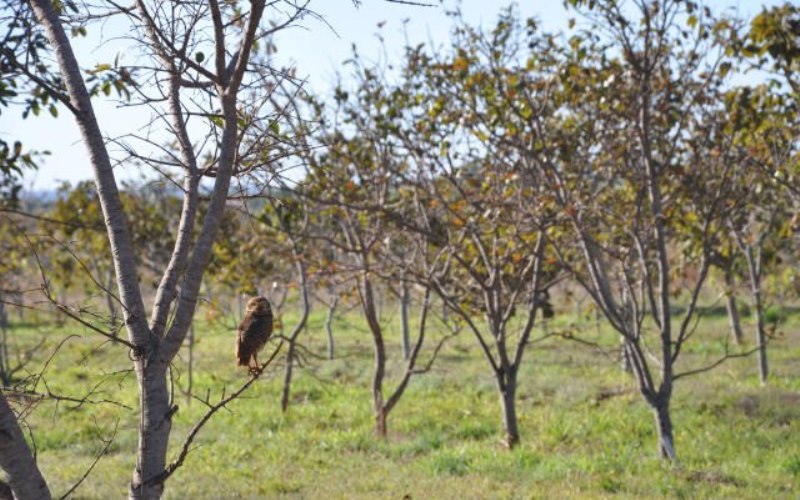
xmin=236 ymin=296 xmax=273 ymax=374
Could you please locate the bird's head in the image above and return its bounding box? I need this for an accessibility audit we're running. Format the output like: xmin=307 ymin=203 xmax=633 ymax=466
xmin=246 ymin=296 xmax=271 ymax=314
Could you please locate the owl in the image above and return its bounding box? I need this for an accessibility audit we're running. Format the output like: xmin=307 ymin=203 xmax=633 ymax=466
xmin=236 ymin=296 xmax=273 ymax=373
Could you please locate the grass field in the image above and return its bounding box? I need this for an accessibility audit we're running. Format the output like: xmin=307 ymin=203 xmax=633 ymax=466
xmin=6 ymin=305 xmax=800 ymax=499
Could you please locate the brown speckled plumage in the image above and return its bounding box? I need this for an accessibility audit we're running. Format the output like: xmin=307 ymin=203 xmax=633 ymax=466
xmin=236 ymin=296 xmax=273 ymax=372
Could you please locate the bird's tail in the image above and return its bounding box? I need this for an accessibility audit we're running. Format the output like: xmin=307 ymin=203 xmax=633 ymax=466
xmin=235 ymin=343 xmax=248 ymax=366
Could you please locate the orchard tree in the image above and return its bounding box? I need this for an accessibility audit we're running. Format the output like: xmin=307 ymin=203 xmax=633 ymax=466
xmin=525 ymin=0 xmax=745 ymax=460
xmin=297 ymin=72 xmax=446 ymax=438
xmin=386 ymin=12 xmax=558 ymax=448
xmin=3 ymin=1 xmax=307 ymax=497
xmin=740 ymin=2 xmax=800 ymax=322
xmin=723 ymin=84 xmax=797 ymax=383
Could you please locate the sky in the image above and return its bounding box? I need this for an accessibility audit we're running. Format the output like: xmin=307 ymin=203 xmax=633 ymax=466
xmin=0 ymin=0 xmax=777 ymax=192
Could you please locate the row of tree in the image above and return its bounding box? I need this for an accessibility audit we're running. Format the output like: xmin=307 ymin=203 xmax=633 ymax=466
xmin=0 ymin=0 xmax=798 ymax=498
xmin=258 ymin=0 xmax=800 ymax=460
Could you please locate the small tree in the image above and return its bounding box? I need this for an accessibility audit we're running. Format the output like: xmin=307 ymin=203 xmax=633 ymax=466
xmin=11 ymin=1 xmax=302 ymax=496
xmin=296 ymin=72 xmax=448 ymax=437
xmin=527 ymin=0 xmax=744 ymax=459
xmin=366 ymin=11 xmax=560 ymax=448
xmin=723 ymin=84 xmax=796 ymax=384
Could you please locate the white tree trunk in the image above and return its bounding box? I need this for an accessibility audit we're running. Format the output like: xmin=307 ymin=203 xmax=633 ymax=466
xmin=30 ymin=1 xmax=270 ymax=497
xmin=129 ymin=362 xmax=172 ymax=499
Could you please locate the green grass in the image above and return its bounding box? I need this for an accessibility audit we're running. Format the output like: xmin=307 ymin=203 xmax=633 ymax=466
xmin=5 ymin=307 xmax=800 ymax=498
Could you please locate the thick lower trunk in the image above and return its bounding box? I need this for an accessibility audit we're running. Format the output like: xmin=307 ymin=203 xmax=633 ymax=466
xmin=129 ymin=363 xmax=173 ymax=499
xmin=652 ymin=400 xmax=677 ymax=461
xmin=375 ymin=405 xmax=387 ymax=439
xmin=499 ymin=377 xmax=520 ymax=449
xmin=0 ymin=392 xmax=51 ymax=499
xmin=399 ymin=284 xmax=411 ymax=360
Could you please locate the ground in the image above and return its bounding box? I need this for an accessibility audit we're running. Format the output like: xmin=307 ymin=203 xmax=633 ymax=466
xmin=6 ymin=305 xmax=800 ymax=498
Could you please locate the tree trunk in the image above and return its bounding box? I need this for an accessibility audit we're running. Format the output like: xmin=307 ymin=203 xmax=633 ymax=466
xmin=375 ymin=405 xmax=387 ymax=439
xmin=498 ymin=375 xmax=520 ymax=449
xmin=325 ymin=297 xmax=337 ymax=361
xmin=744 ymin=248 xmax=768 ymax=384
xmin=0 ymin=392 xmax=51 ymax=499
xmin=724 ymin=267 xmax=743 ymax=346
xmin=280 ymin=343 xmax=295 ymax=413
xmin=753 ymin=297 xmax=769 ymax=385
xmin=399 ymin=282 xmax=411 ymax=360
xmin=620 ymin=336 xmax=632 ymax=373
xmin=652 ymin=399 xmax=677 ymax=461
xmin=620 ymin=291 xmax=633 ymax=373
xmin=360 ymin=274 xmax=387 ymax=439
xmin=372 ymin=331 xmax=387 ymax=439
xmin=129 ymin=363 xmax=172 ymax=499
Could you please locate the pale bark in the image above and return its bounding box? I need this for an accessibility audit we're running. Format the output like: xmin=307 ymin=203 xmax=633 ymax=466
xmin=0 ymin=392 xmax=51 ymax=500
xmin=130 ymin=363 xmax=171 ymax=499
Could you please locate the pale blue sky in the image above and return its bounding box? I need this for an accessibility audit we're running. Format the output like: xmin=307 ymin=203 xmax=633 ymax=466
xmin=0 ymin=0 xmax=776 ymax=191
